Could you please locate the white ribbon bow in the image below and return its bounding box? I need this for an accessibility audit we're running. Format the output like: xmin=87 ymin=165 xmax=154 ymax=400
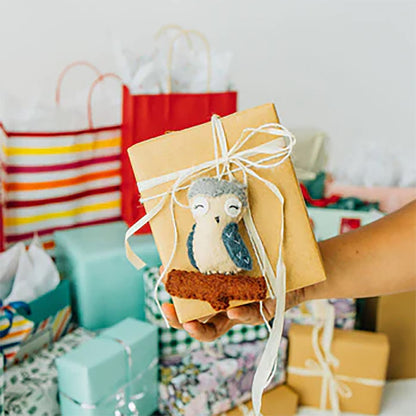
xmin=125 ymin=114 xmax=296 ymax=416
xmin=287 ymin=303 xmax=385 ymax=416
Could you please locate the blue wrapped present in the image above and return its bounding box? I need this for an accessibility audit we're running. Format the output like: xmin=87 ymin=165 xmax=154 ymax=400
xmin=54 ymin=222 xmax=161 ymax=330
xmin=56 ymin=318 xmax=158 ymax=416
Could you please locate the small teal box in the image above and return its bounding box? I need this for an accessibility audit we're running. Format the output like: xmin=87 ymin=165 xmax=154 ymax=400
xmin=54 ymin=222 xmax=161 ymax=330
xmin=56 ymin=318 xmax=158 ymax=416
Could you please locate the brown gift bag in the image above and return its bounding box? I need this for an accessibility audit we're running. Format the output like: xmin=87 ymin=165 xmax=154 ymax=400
xmin=287 ymin=320 xmax=389 ymax=415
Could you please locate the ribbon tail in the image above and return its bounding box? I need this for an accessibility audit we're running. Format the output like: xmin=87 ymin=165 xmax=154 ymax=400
xmin=251 ymin=261 xmax=286 ymax=416
xmin=125 ymin=195 xmax=167 ymax=270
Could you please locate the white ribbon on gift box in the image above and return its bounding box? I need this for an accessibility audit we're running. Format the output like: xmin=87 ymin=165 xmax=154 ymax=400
xmin=59 ymin=335 xmax=158 ymax=416
xmin=125 ymin=114 xmax=296 ymax=416
xmin=287 ymin=303 xmax=385 ymax=416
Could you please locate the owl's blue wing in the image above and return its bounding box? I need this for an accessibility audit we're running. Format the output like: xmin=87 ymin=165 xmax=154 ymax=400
xmin=187 ymin=224 xmax=199 ymax=271
xmin=222 ymin=222 xmax=253 ymax=271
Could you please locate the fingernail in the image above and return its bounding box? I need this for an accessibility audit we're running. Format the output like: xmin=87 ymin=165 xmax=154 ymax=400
xmin=227 ymin=310 xmax=237 ymax=320
xmin=183 ymin=323 xmax=195 ymax=334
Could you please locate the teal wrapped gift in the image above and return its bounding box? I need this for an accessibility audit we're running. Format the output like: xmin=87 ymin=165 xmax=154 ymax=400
xmin=56 ymin=318 xmax=158 ymax=416
xmin=54 ymin=222 xmax=161 ymax=330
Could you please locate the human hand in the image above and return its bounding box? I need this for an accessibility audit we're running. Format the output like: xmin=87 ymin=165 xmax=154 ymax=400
xmin=162 ymin=288 xmax=306 ymax=342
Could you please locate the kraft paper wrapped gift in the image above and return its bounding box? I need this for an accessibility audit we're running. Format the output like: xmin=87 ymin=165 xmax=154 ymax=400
xmin=376 ymin=291 xmax=416 ymax=380
xmin=56 ymin=318 xmax=158 ymax=416
xmin=126 ymin=103 xmax=326 ymax=323
xmin=287 ymin=324 xmax=389 ymax=415
xmin=225 ymin=385 xmax=298 ymax=416
xmin=54 ymin=221 xmax=160 ymax=330
xmin=0 ymin=280 xmax=71 ymax=367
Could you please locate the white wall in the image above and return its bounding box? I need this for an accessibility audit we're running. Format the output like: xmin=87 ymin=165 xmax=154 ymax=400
xmin=1 ymin=0 xmax=415 ymax=176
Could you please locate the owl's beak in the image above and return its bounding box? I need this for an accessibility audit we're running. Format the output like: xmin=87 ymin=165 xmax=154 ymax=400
xmin=215 ymin=216 xmax=220 ymax=224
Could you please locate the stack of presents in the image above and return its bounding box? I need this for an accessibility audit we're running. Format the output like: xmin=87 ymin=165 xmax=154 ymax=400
xmin=1 ymin=26 xmax=415 ymax=416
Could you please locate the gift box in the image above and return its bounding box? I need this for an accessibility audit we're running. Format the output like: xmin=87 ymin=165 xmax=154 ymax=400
xmin=225 ymin=384 xmax=299 ymax=416
xmin=287 ymin=324 xmax=389 ymax=415
xmin=54 ymin=221 xmax=160 ymax=330
xmin=144 ymin=267 xmax=269 ymax=357
xmin=0 ymin=280 xmax=72 ymax=367
xmin=3 ymin=328 xmax=93 ymax=416
xmin=284 ymin=298 xmax=356 ymax=337
xmin=57 ymin=318 xmax=158 ymax=416
xmin=126 ymin=103 xmax=326 ymax=323
xmin=160 ymin=338 xmax=287 ymax=416
xmin=375 ymin=291 xmax=416 ymax=380
xmin=307 ymin=207 xmax=383 ymax=241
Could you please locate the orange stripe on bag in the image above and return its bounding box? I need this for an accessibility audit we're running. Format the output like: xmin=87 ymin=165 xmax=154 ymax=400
xmin=6 ymin=169 xmax=120 ymax=191
xmin=1 ymin=327 xmax=32 ymax=341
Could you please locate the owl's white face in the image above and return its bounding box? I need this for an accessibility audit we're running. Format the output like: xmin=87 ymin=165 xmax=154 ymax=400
xmin=190 ymin=193 xmax=245 ymax=227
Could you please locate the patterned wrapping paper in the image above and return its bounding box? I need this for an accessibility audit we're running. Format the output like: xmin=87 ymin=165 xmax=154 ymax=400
xmin=283 ymin=298 xmax=356 ymax=337
xmin=144 ymin=267 xmax=269 ymax=357
xmin=159 ymin=338 xmax=287 ymax=416
xmin=3 ymin=328 xmax=94 ymax=416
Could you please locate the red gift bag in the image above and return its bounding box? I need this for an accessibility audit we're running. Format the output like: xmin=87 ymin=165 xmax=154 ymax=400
xmin=121 ymin=30 xmax=237 ymax=230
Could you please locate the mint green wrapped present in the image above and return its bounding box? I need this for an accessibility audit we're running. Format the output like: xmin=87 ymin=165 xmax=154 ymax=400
xmin=54 ymin=222 xmax=161 ymax=330
xmin=56 ymin=318 xmax=158 ymax=416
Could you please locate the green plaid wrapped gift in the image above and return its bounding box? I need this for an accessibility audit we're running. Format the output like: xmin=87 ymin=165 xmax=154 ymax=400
xmin=144 ymin=267 xmax=269 ymax=357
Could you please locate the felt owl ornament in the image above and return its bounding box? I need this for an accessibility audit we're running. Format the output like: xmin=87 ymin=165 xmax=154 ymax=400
xmin=187 ymin=177 xmax=253 ymax=275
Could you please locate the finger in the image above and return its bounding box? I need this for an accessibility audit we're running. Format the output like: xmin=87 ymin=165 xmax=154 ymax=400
xmin=226 ymin=299 xmax=275 ymax=324
xmin=183 ymin=313 xmax=233 ymax=342
xmin=161 ymin=303 xmax=183 ymax=330
xmin=183 ymin=320 xmax=219 ymax=342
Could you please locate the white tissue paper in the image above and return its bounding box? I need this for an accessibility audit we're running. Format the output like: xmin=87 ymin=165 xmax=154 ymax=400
xmin=333 ymin=141 xmax=416 ymax=187
xmin=0 ymin=72 xmax=121 ymax=132
xmin=114 ymin=29 xmax=233 ymax=94
xmin=0 ymin=236 xmax=59 ymax=304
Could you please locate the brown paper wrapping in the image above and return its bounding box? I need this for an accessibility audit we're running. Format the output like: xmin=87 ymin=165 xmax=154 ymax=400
xmin=376 ymin=291 xmax=416 ymax=380
xmin=226 ymin=385 xmax=299 ymax=416
xmin=287 ymin=324 xmax=389 ymax=415
xmin=128 ymin=104 xmax=326 ymax=322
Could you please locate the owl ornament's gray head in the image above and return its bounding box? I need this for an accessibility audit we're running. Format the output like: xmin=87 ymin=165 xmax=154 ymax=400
xmin=188 ymin=177 xmax=248 ymax=225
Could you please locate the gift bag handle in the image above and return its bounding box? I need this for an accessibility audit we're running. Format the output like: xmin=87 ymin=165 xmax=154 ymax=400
xmin=156 ymin=28 xmax=212 ymax=94
xmin=55 ymin=61 xmax=102 ymax=105
xmin=87 ymin=72 xmax=122 ymax=129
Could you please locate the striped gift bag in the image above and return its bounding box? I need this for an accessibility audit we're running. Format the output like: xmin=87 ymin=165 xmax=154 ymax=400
xmin=0 ymin=62 xmax=122 ymax=252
